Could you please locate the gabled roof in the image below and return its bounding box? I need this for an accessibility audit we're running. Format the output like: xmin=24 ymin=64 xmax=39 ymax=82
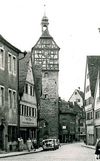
xmin=32 ymin=16 xmax=60 ymax=50
xmin=87 ymin=56 xmax=100 ymax=97
xmin=69 ymin=89 xmax=84 ymax=101
xmin=32 ymin=35 xmax=60 ymax=50
xmin=33 ymin=64 xmax=42 ymax=105
xmin=0 ymin=34 xmax=21 ymax=53
xmin=77 ymin=90 xmax=84 ymax=99
xmin=19 ymin=52 xmax=42 ymax=103
xmin=19 ymin=52 xmax=32 ymax=96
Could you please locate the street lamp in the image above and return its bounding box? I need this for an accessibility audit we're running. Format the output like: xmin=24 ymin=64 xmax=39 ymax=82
xmin=17 ymin=51 xmax=27 ymax=138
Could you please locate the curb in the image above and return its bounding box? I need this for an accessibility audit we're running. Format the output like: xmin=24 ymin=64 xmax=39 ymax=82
xmin=81 ymin=144 xmax=95 ymax=150
xmin=0 ymin=149 xmax=42 ymax=159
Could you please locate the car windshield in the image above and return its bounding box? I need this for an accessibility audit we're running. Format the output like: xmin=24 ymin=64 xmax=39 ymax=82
xmin=43 ymin=139 xmax=53 ymax=143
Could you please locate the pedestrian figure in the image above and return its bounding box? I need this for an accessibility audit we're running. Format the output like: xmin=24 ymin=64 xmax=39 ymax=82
xmin=18 ymin=137 xmax=24 ymax=151
xmin=32 ymin=139 xmax=37 ymax=151
xmin=26 ymin=138 xmax=32 ymax=152
xmin=95 ymin=138 xmax=100 ymax=159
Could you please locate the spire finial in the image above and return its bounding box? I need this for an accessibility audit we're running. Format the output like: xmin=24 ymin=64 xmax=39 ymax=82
xmin=43 ymin=0 xmax=46 ymax=17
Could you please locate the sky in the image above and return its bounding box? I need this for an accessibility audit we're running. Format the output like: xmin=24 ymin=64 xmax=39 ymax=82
xmin=1 ymin=0 xmax=100 ymax=101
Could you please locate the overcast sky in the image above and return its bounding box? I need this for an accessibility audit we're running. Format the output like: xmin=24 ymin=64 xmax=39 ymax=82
xmin=1 ymin=0 xmax=100 ymax=101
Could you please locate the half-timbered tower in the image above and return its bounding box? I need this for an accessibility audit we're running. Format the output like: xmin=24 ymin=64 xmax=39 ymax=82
xmin=31 ymin=14 xmax=60 ymax=140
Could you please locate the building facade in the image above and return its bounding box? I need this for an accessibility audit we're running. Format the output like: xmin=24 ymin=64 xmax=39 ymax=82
xmin=58 ymin=98 xmax=85 ymax=143
xmin=0 ymin=35 xmax=21 ymax=151
xmin=94 ymin=71 xmax=100 ymax=142
xmin=84 ymin=56 xmax=100 ymax=145
xmin=68 ymin=89 xmax=85 ymax=141
xmin=31 ymin=14 xmax=60 ymax=141
xmin=58 ymin=99 xmax=76 ymax=143
xmin=68 ymin=88 xmax=84 ymax=108
xmin=19 ymin=53 xmax=38 ymax=142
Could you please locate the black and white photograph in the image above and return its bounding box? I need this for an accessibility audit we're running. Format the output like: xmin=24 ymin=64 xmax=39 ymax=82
xmin=0 ymin=0 xmax=100 ymax=160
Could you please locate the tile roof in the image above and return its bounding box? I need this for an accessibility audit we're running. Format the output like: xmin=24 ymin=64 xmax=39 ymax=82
xmin=87 ymin=56 xmax=100 ymax=97
xmin=77 ymin=90 xmax=84 ymax=99
xmin=0 ymin=34 xmax=21 ymax=53
xmin=33 ymin=64 xmax=42 ymax=105
xmin=19 ymin=52 xmax=31 ymax=96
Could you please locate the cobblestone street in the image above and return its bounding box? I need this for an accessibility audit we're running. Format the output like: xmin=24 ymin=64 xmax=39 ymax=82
xmin=1 ymin=143 xmax=96 ymax=161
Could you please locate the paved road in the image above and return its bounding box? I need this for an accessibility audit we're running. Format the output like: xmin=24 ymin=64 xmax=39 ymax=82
xmin=2 ymin=143 xmax=96 ymax=161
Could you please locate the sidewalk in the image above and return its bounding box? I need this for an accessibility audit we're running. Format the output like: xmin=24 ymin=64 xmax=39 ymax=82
xmin=0 ymin=147 xmax=42 ymax=159
xmin=81 ymin=142 xmax=95 ymax=150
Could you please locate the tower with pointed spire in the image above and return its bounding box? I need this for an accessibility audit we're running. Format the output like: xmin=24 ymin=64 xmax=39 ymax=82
xmin=31 ymin=12 xmax=60 ymax=140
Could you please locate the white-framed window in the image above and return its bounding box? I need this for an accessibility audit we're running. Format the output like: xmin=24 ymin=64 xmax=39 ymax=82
xmin=20 ymin=104 xmax=37 ymax=117
xmin=32 ymin=108 xmax=36 ymax=117
xmin=0 ymin=47 xmax=5 ymax=70
xmin=25 ymin=83 xmax=35 ymax=96
xmin=0 ymin=86 xmax=5 ymax=106
xmin=8 ymin=89 xmax=16 ymax=108
xmin=8 ymin=52 xmax=17 ymax=75
xmin=8 ymin=53 xmax=12 ymax=72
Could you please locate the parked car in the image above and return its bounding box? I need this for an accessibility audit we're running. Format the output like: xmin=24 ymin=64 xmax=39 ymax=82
xmin=42 ymin=138 xmax=60 ymax=150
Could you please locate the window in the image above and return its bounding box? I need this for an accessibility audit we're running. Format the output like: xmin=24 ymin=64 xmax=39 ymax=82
xmin=22 ymin=105 xmax=24 ymax=116
xmin=12 ymin=91 xmax=16 ymax=109
xmin=8 ymin=52 xmax=17 ymax=75
xmin=25 ymin=84 xmax=28 ymax=94
xmin=20 ymin=104 xmax=36 ymax=117
xmin=27 ymin=106 xmax=29 ymax=116
xmin=8 ymin=54 xmax=12 ymax=72
xmin=0 ymin=48 xmax=5 ymax=69
xmin=12 ymin=56 xmax=16 ymax=74
xmin=30 ymin=85 xmax=32 ymax=96
xmin=32 ymin=108 xmax=36 ymax=117
xmin=26 ymin=84 xmax=34 ymax=96
xmin=32 ymin=108 xmax=34 ymax=117
xmin=24 ymin=105 xmax=27 ymax=116
xmin=32 ymin=85 xmax=35 ymax=96
xmin=77 ymin=99 xmax=80 ymax=102
xmin=85 ymin=97 xmax=93 ymax=106
xmin=34 ymin=108 xmax=36 ymax=117
xmin=8 ymin=89 xmax=12 ymax=108
xmin=86 ymin=111 xmax=93 ymax=120
xmin=95 ymin=110 xmax=100 ymax=119
xmin=44 ymin=72 xmax=48 ymax=77
xmin=8 ymin=89 xmax=16 ymax=109
xmin=29 ymin=107 xmax=31 ymax=116
xmin=0 ymin=86 xmax=4 ymax=106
